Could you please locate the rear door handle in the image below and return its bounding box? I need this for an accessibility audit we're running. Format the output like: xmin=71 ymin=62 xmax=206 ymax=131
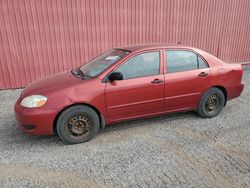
xmin=198 ymin=72 xmax=208 ymax=77
xmin=151 ymin=78 xmax=163 ymax=84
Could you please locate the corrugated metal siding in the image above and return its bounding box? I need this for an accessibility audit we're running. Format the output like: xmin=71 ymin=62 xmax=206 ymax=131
xmin=0 ymin=0 xmax=250 ymax=89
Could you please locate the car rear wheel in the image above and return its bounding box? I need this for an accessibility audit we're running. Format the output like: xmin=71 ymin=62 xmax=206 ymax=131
xmin=197 ymin=87 xmax=225 ymax=118
xmin=56 ymin=105 xmax=99 ymax=144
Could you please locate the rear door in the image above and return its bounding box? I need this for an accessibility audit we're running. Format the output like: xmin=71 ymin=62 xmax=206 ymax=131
xmin=105 ymin=50 xmax=165 ymax=122
xmin=164 ymin=50 xmax=211 ymax=111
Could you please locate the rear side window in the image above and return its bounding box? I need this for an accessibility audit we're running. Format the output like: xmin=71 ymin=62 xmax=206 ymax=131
xmin=116 ymin=51 xmax=160 ymax=79
xmin=166 ymin=50 xmax=208 ymax=73
xmin=198 ymin=56 xmax=207 ymax=69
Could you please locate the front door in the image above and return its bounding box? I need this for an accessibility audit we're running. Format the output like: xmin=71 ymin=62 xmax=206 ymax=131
xmin=105 ymin=51 xmax=165 ymax=122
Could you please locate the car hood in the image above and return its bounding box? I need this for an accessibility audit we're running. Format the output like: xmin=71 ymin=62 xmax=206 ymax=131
xmin=22 ymin=70 xmax=83 ymax=97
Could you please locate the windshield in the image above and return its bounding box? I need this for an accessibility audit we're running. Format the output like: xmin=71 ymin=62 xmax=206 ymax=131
xmin=80 ymin=49 xmax=130 ymax=77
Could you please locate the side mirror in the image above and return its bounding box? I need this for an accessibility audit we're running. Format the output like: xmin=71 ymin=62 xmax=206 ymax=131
xmin=109 ymin=72 xmax=123 ymax=81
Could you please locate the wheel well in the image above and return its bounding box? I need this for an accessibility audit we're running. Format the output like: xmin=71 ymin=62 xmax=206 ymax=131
xmin=213 ymin=86 xmax=228 ymax=105
xmin=53 ymin=103 xmax=103 ymax=135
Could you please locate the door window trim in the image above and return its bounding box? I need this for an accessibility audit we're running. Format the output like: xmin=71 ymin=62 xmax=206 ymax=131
xmin=103 ymin=49 xmax=164 ymax=82
xmin=164 ymin=49 xmax=209 ymax=74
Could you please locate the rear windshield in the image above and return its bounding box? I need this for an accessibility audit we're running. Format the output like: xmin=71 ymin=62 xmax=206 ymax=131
xmin=80 ymin=49 xmax=130 ymax=77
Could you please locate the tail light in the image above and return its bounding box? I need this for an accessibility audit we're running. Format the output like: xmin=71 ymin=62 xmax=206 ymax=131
xmin=227 ymin=63 xmax=243 ymax=83
xmin=240 ymin=65 xmax=243 ymax=82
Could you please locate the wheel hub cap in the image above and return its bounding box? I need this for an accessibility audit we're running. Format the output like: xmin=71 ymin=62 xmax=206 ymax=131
xmin=67 ymin=115 xmax=90 ymax=136
xmin=205 ymin=94 xmax=219 ymax=112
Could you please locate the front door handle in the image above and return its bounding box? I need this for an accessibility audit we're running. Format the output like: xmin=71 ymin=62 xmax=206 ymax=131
xmin=151 ymin=78 xmax=163 ymax=84
xmin=198 ymin=72 xmax=208 ymax=77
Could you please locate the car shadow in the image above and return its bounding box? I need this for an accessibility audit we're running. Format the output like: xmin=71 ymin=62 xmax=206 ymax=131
xmin=1 ymin=111 xmax=199 ymax=146
xmin=100 ymin=111 xmax=198 ymax=133
xmin=0 ymin=115 xmax=62 ymax=147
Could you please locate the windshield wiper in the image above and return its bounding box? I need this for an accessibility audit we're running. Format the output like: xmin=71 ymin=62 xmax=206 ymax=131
xmin=71 ymin=68 xmax=85 ymax=79
xmin=77 ymin=68 xmax=85 ymax=79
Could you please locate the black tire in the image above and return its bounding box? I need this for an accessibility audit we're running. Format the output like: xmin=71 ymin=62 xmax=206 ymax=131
xmin=56 ymin=105 xmax=100 ymax=144
xmin=197 ymin=87 xmax=225 ymax=118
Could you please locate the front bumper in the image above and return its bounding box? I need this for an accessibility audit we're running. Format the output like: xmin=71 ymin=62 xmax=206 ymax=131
xmin=14 ymin=98 xmax=57 ymax=135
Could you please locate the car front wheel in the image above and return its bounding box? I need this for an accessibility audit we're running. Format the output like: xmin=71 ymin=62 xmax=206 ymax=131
xmin=56 ymin=105 xmax=100 ymax=144
xmin=197 ymin=87 xmax=225 ymax=118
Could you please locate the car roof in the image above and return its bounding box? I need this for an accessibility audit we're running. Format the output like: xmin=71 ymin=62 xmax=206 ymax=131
xmin=116 ymin=43 xmax=198 ymax=52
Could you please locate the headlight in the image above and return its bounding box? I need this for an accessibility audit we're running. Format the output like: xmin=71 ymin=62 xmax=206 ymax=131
xmin=20 ymin=95 xmax=47 ymax=108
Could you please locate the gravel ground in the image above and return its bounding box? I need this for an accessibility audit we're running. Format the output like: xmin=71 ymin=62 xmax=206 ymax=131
xmin=0 ymin=69 xmax=249 ymax=188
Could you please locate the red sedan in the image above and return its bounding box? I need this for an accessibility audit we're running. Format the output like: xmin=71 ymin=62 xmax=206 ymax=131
xmin=14 ymin=44 xmax=244 ymax=144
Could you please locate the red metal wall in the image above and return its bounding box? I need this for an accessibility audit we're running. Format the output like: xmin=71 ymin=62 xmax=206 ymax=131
xmin=0 ymin=0 xmax=250 ymax=89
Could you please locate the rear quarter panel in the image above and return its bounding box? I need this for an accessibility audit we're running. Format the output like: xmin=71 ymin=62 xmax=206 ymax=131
xmin=197 ymin=49 xmax=244 ymax=100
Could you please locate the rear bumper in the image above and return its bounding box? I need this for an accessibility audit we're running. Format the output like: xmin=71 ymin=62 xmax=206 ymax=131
xmin=14 ymin=100 xmax=56 ymax=135
xmin=228 ymin=83 xmax=245 ymax=100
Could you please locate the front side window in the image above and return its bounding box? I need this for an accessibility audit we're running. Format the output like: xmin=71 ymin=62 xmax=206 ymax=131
xmin=80 ymin=49 xmax=129 ymax=77
xmin=166 ymin=50 xmax=208 ymax=73
xmin=115 ymin=51 xmax=160 ymax=79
